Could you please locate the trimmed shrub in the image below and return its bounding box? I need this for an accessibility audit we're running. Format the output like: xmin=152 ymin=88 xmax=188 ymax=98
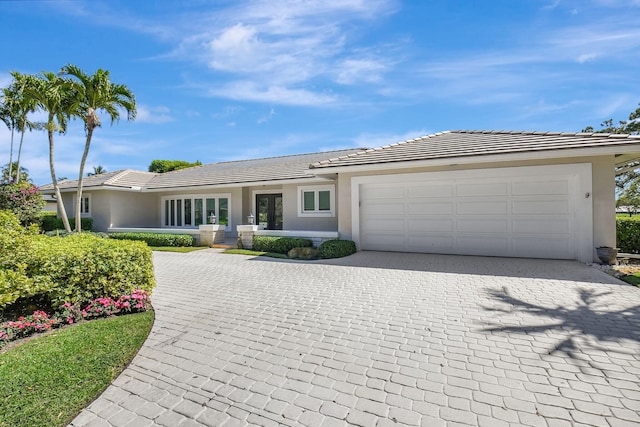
xmin=0 ymin=182 xmax=45 ymax=226
xmin=617 ymin=217 xmax=640 ymax=254
xmin=108 ymin=232 xmax=194 ymax=247
xmin=318 ymin=239 xmax=357 ymax=259
xmin=44 ymin=230 xmax=109 ymax=238
xmin=0 ymin=211 xmax=156 ymax=309
xmin=40 ymin=214 xmax=93 ymax=232
xmin=252 ymin=236 xmax=313 ymax=254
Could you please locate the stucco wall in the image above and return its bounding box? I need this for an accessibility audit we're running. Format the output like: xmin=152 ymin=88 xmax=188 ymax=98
xmin=336 ymin=155 xmax=617 ymax=262
xmin=108 ymin=192 xmax=159 ymax=229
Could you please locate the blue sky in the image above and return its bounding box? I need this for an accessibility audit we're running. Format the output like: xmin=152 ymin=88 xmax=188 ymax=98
xmin=1 ymin=0 xmax=639 ymax=185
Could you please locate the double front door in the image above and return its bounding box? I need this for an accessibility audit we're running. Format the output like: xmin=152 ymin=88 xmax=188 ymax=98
xmin=256 ymin=193 xmax=283 ymax=230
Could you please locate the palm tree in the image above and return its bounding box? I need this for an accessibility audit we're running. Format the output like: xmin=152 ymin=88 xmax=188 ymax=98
xmin=22 ymin=72 xmax=75 ymax=232
xmin=1 ymin=162 xmax=30 ymax=183
xmin=9 ymin=72 xmax=39 ymax=184
xmin=88 ymin=165 xmax=107 ymax=176
xmin=0 ymin=87 xmax=18 ymax=182
xmin=60 ymin=65 xmax=136 ymax=232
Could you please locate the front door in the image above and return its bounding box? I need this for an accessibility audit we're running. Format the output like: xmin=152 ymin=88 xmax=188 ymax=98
xmin=256 ymin=193 xmax=283 ymax=230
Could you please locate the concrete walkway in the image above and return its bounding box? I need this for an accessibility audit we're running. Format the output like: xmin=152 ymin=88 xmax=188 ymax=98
xmin=70 ymin=251 xmax=640 ymax=427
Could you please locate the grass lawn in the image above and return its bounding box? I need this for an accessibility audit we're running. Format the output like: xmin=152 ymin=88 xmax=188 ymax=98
xmin=0 ymin=311 xmax=154 ymax=427
xmin=224 ymin=248 xmax=289 ymax=259
xmin=621 ymin=272 xmax=640 ymax=286
xmin=150 ymin=246 xmax=208 ymax=253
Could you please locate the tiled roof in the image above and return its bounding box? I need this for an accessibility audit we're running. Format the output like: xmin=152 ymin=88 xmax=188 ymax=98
xmin=145 ymin=149 xmax=364 ymax=189
xmin=40 ymin=170 xmax=156 ymax=191
xmin=41 ymin=148 xmax=365 ymax=192
xmin=310 ymin=130 xmax=640 ymax=169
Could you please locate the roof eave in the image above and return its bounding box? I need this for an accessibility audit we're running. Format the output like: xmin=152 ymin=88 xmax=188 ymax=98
xmin=308 ymin=145 xmax=640 ymax=175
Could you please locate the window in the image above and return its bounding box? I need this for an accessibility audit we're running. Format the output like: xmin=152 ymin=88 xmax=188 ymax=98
xmin=77 ymin=194 xmax=91 ymax=216
xmin=162 ymin=194 xmax=231 ymax=229
xmin=298 ymin=185 xmax=335 ymax=217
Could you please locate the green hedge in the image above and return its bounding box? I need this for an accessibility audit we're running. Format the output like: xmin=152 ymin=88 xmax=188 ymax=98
xmin=617 ymin=217 xmax=640 ymax=254
xmin=108 ymin=232 xmax=194 ymax=247
xmin=318 ymin=239 xmax=357 ymax=259
xmin=40 ymin=214 xmax=93 ymax=232
xmin=0 ymin=210 xmax=155 ymax=309
xmin=252 ymin=236 xmax=313 ymax=254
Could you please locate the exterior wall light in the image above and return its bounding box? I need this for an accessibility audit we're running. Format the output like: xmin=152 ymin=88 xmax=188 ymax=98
xmin=247 ymin=213 xmax=255 ymax=225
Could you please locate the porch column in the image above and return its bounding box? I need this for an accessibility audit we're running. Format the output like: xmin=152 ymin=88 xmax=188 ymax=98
xmin=236 ymin=225 xmax=260 ymax=249
xmin=199 ymin=224 xmax=225 ymax=246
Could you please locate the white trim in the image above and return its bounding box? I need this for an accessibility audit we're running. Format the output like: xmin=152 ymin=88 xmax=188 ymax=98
xmin=351 ymin=163 xmax=593 ymax=262
xmin=297 ymin=184 xmax=335 ymax=217
xmin=160 ymin=193 xmax=232 ymax=230
xmin=73 ymin=193 xmax=91 ymax=217
xmin=310 ymin=145 xmax=640 ymax=175
xmin=108 ymin=227 xmax=200 ymax=236
xmin=255 ymin=230 xmax=339 ymax=239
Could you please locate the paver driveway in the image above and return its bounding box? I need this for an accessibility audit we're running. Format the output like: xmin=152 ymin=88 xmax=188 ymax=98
xmin=70 ymin=250 xmax=640 ymax=427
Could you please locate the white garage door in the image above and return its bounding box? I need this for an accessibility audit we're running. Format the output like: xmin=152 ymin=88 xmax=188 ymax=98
xmin=354 ymin=164 xmax=592 ymax=260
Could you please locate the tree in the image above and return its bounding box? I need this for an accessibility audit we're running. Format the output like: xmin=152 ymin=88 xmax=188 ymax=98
xmin=8 ymin=72 xmax=39 ymax=184
xmin=0 ymin=88 xmax=18 ymax=182
xmin=60 ymin=65 xmax=136 ymax=232
xmin=148 ymin=159 xmax=202 ymax=173
xmin=617 ymin=179 xmax=640 ymax=216
xmin=87 ymin=165 xmax=107 ymax=176
xmin=0 ymin=181 xmax=45 ymax=225
xmin=1 ymin=162 xmax=30 ymax=183
xmin=22 ymin=71 xmax=75 ymax=232
xmin=582 ymin=103 xmax=640 ymax=189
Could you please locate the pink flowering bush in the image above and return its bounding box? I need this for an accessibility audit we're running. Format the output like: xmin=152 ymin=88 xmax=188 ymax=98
xmin=0 ymin=290 xmax=152 ymax=348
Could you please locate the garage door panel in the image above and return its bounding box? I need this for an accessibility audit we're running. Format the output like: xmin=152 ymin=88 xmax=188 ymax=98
xmin=512 ymin=236 xmax=571 ymax=258
xmin=407 ymin=218 xmax=454 ymax=232
xmin=512 ymin=200 xmax=570 ymax=215
xmin=457 ymin=182 xmax=508 ymax=197
xmin=362 ymin=201 xmax=405 ymax=215
xmin=362 ymin=234 xmax=406 ymax=251
xmin=407 ymin=184 xmax=454 ymax=198
xmin=360 ymin=185 xmax=405 ymax=199
xmin=407 ymin=235 xmax=454 ymax=251
xmin=512 ymin=180 xmax=569 ymax=196
xmin=457 ymin=201 xmax=509 ymax=215
xmin=457 ymin=218 xmax=508 ymax=233
xmin=362 ymin=219 xmax=405 ymax=233
xmin=513 ymin=218 xmax=570 ymax=234
xmin=407 ymin=201 xmax=454 ymax=215
xmin=456 ymin=236 xmax=509 ymax=254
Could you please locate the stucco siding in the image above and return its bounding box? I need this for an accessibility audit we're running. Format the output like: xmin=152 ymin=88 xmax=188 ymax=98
xmin=108 ymin=192 xmax=158 ymax=229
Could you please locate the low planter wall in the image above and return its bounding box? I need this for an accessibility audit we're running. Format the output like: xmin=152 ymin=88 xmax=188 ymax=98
xmin=236 ymin=226 xmax=338 ymax=249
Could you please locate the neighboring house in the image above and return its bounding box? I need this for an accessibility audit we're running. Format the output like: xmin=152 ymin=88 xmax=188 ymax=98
xmin=42 ymin=194 xmax=57 ymax=212
xmin=41 ymin=130 xmax=640 ymax=263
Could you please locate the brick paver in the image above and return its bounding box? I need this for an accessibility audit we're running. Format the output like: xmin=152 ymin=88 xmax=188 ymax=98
xmin=70 ymin=251 xmax=640 ymax=426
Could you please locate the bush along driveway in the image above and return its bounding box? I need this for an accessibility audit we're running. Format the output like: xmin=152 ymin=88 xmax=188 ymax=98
xmin=71 ymin=250 xmax=640 ymax=427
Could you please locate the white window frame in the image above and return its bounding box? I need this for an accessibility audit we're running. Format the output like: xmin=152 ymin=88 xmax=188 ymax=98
xmin=74 ymin=194 xmax=91 ymax=217
xmin=297 ymin=185 xmax=335 ymax=217
xmin=161 ymin=193 xmax=231 ymax=230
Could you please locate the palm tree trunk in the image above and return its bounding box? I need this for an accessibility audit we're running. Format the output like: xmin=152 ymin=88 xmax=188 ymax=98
xmin=15 ymin=126 xmax=25 ymax=184
xmin=8 ymin=128 xmax=14 ymax=182
xmin=48 ymin=121 xmax=70 ymax=232
xmin=75 ymin=126 xmax=93 ymax=232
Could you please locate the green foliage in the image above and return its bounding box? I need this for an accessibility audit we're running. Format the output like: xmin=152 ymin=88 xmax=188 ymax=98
xmin=617 ymin=217 xmax=640 ymax=254
xmin=0 ymin=211 xmax=155 ymax=309
xmin=40 ymin=214 xmax=93 ymax=231
xmin=148 ymin=159 xmax=202 ymax=173
xmin=108 ymin=232 xmax=194 ymax=247
xmin=318 ymin=239 xmax=357 ymax=259
xmin=0 ymin=182 xmax=44 ymax=225
xmin=252 ymin=236 xmax=313 ymax=254
xmin=2 ymin=162 xmax=31 ymax=183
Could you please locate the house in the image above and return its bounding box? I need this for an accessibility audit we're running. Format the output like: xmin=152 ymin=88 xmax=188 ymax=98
xmin=41 ymin=130 xmax=640 ymax=263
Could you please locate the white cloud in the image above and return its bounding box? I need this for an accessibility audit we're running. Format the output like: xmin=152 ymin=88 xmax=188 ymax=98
xmin=577 ymin=53 xmax=598 ymax=63
xmin=334 ymin=58 xmax=388 ymax=85
xmin=257 ymin=107 xmax=276 ymax=124
xmin=135 ymin=105 xmax=174 ymax=124
xmin=209 ymin=81 xmax=338 ymax=106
